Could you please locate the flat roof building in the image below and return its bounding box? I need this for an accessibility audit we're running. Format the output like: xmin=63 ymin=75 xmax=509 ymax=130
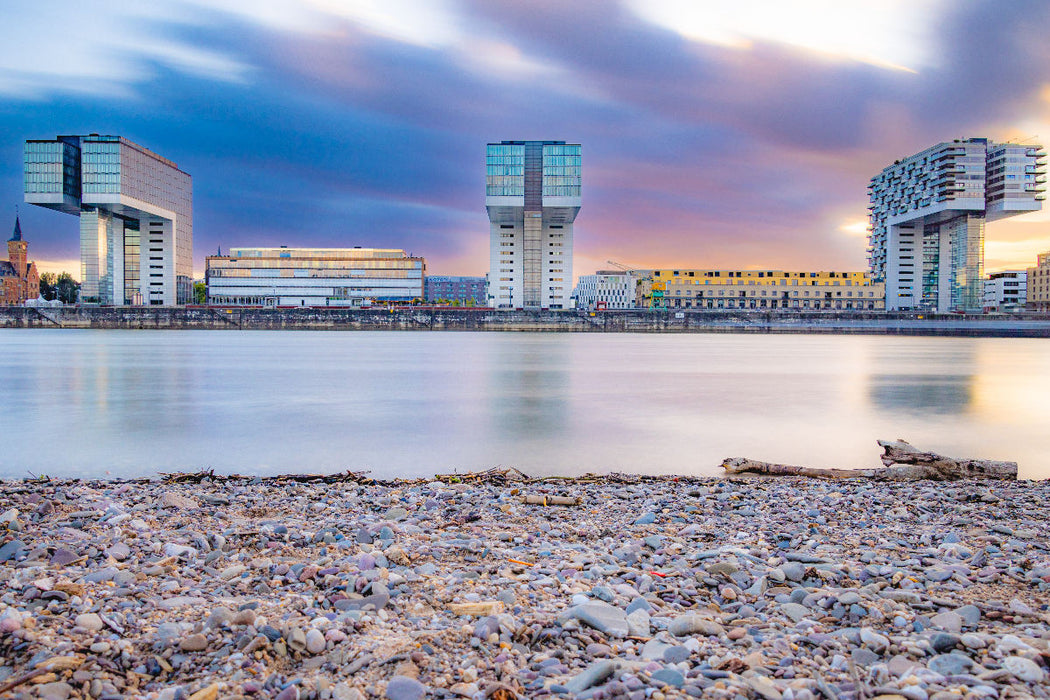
xmin=1028 ymin=252 xmax=1050 ymax=313
xmin=206 ymin=247 xmax=425 ymax=307
xmin=983 ymin=270 xmax=1027 ymax=312
xmin=573 ymin=271 xmax=634 ymax=310
xmin=24 ymin=134 xmax=192 ymax=305
xmin=487 ymin=140 xmax=580 ymax=310
xmin=655 ymin=269 xmax=884 ymax=311
xmin=424 ymin=276 xmax=486 ymax=305
xmin=868 ymin=138 xmax=1046 ymax=313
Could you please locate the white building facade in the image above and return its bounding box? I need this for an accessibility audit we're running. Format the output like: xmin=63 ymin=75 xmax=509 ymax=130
xmin=983 ymin=271 xmax=1027 ymax=312
xmin=868 ymin=138 xmax=1046 ymax=313
xmin=573 ymin=271 xmax=635 ymax=309
xmin=487 ymin=141 xmax=580 ymax=309
xmin=206 ymin=247 xmax=424 ymax=306
xmin=25 ymin=135 xmax=192 ymax=305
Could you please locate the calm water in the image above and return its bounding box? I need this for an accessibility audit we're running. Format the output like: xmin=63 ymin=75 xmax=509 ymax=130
xmin=0 ymin=330 xmax=1048 ymax=480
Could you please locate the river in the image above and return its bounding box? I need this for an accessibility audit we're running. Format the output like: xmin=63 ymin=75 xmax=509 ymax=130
xmin=0 ymin=330 xmax=1047 ymax=479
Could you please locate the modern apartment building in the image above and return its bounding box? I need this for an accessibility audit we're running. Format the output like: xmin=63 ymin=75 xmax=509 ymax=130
xmin=868 ymin=138 xmax=1046 ymax=313
xmin=24 ymin=134 xmax=192 ymax=305
xmin=573 ymin=271 xmax=635 ymax=310
xmin=486 ymin=140 xmax=580 ymax=309
xmin=1028 ymin=252 xmax=1050 ymax=312
xmin=206 ymin=247 xmax=424 ymax=306
xmin=656 ymin=269 xmax=884 ymax=311
xmin=982 ymin=270 xmax=1027 ymax=312
xmin=424 ymin=275 xmax=487 ymax=305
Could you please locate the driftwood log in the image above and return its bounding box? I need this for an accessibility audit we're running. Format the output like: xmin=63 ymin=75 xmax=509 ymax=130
xmin=721 ymin=439 xmax=1018 ymax=481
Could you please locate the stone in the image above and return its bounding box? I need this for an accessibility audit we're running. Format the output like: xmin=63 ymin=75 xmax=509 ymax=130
xmin=0 ymin=539 xmax=24 ymax=562
xmin=75 ymin=613 xmax=104 ymax=631
xmin=930 ymin=611 xmax=962 ymax=633
xmin=860 ymin=628 xmax=889 ymax=654
xmin=275 ymin=687 xmax=299 ymax=700
xmin=668 ymin=613 xmax=725 ymax=637
xmin=1002 ymin=656 xmax=1045 ymax=683
xmin=569 ymin=602 xmax=629 ymax=638
xmin=746 ymin=675 xmax=783 ymax=700
xmin=385 ymin=675 xmax=426 ymax=700
xmin=305 ymin=628 xmax=326 ymax=654
xmin=780 ymin=603 xmax=809 ymax=623
xmin=651 ymin=668 xmax=685 ymax=688
xmin=633 ymin=512 xmax=656 ymax=525
xmin=955 ymin=605 xmax=980 ymax=628
xmin=626 ymin=608 xmax=650 ymax=637
xmin=564 ymin=660 xmax=617 ymax=694
xmin=36 ymin=682 xmax=73 ymax=700
xmin=220 ymin=565 xmax=247 ymax=580
xmin=159 ymin=491 xmax=198 ymax=509
xmin=781 ymin=562 xmax=806 ymax=582
xmin=180 ymin=634 xmax=209 ymax=652
xmin=50 ymin=548 xmax=79 ymax=566
xmin=930 ymin=632 xmax=959 ymax=653
xmin=105 ymin=542 xmax=131 ymax=561
xmin=928 ymin=653 xmax=973 ymax=676
xmin=385 ymin=506 xmax=409 ymax=521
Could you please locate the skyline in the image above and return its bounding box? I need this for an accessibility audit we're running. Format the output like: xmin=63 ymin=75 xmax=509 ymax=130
xmin=4 ymin=1 xmax=1050 ymax=280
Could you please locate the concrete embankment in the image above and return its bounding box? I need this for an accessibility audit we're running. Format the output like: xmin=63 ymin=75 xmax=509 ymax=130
xmin=2 ymin=306 xmax=1050 ymax=335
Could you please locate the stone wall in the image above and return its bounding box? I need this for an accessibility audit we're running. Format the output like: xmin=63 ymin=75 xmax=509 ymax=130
xmin=2 ymin=306 xmax=1050 ymax=336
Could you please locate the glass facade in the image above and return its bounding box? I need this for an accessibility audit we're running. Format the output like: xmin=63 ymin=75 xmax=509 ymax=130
xmin=206 ymin=248 xmax=426 ymax=305
xmin=486 ymin=144 xmax=525 ymax=197
xmin=24 ymin=135 xmax=192 ymax=305
xmin=542 ymin=144 xmax=581 ymax=197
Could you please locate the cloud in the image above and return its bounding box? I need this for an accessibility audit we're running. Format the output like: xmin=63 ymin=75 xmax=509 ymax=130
xmin=5 ymin=0 xmax=1050 ymax=282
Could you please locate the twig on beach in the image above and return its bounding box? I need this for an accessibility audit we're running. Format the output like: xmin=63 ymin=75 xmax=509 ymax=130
xmin=721 ymin=439 xmax=1017 ymax=481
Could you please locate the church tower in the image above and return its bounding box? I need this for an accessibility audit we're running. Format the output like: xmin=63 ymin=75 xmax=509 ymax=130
xmin=8 ymin=216 xmax=27 ymax=278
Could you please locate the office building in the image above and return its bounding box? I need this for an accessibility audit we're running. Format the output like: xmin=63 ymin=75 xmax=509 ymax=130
xmin=982 ymin=271 xmax=1027 ymax=312
xmin=868 ymin=138 xmax=1046 ymax=313
xmin=206 ymin=247 xmax=424 ymax=306
xmin=1 ymin=217 xmax=40 ymax=305
xmin=486 ymin=140 xmax=580 ymax=309
xmin=24 ymin=134 xmax=192 ymax=305
xmin=1028 ymin=252 xmax=1050 ymax=312
xmin=424 ymin=275 xmax=486 ymax=305
xmin=573 ymin=271 xmax=635 ymax=310
xmin=656 ymin=269 xmax=884 ymax=311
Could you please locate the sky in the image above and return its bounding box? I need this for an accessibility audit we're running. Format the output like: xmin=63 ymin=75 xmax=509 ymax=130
xmin=3 ymin=0 xmax=1050 ymax=280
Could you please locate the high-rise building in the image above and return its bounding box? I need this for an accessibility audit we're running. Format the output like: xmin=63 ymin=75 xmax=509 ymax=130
xmin=24 ymin=135 xmax=192 ymax=305
xmin=486 ymin=140 xmax=580 ymax=309
xmin=868 ymin=138 xmax=1046 ymax=313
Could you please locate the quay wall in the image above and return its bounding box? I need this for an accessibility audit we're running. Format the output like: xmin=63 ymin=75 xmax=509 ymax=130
xmin=3 ymin=307 xmax=1050 ymax=336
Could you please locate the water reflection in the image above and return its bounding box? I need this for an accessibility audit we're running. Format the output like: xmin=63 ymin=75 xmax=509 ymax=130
xmin=867 ymin=374 xmax=974 ymax=415
xmin=0 ymin=330 xmax=1047 ymax=479
xmin=865 ymin=341 xmax=976 ymax=415
xmin=487 ymin=336 xmax=570 ymax=439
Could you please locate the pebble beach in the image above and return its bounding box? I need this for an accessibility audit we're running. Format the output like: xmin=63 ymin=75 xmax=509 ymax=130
xmin=1 ymin=475 xmax=1049 ymax=700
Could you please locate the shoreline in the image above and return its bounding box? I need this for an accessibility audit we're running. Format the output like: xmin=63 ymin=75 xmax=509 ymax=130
xmin=4 ymin=307 xmax=1050 ymax=336
xmin=2 ymin=475 xmax=1048 ymax=699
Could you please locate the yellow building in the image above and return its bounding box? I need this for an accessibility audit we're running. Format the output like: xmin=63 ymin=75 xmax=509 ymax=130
xmin=1027 ymin=252 xmax=1050 ymax=312
xmin=653 ymin=269 xmax=885 ymax=311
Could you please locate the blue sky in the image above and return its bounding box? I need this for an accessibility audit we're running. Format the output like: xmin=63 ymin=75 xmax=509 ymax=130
xmin=3 ymin=0 xmax=1050 ymax=279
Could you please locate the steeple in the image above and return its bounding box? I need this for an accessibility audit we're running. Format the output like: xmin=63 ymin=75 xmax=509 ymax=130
xmin=9 ymin=215 xmax=21 ymax=242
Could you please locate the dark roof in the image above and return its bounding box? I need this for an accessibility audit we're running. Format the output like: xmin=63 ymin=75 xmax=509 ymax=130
xmin=0 ymin=261 xmax=15 ymax=277
xmin=9 ymin=216 xmax=21 ymax=242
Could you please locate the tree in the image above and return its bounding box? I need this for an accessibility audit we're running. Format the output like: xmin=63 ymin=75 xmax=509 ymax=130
xmin=39 ymin=272 xmax=57 ymax=301
xmin=55 ymin=273 xmax=79 ymax=304
xmin=193 ymin=281 xmax=207 ymax=305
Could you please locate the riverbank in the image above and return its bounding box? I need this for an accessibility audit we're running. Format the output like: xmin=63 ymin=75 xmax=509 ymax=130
xmin=1 ymin=475 xmax=1048 ymax=699
xmin=4 ymin=307 xmax=1050 ymax=336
